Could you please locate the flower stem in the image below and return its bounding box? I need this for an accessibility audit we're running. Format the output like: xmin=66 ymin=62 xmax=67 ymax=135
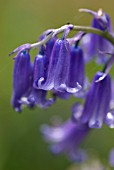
xmin=73 ymin=25 xmax=114 ymax=45
xmin=30 ymin=25 xmax=114 ymax=50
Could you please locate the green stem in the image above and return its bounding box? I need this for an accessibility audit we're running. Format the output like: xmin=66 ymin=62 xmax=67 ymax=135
xmin=73 ymin=25 xmax=114 ymax=45
xmin=10 ymin=24 xmax=114 ymax=54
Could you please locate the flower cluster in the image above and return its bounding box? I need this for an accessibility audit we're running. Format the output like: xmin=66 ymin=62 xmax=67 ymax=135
xmin=10 ymin=8 xmax=114 ymax=162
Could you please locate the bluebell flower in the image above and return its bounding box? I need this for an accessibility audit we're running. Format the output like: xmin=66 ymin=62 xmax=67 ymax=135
xmin=27 ymin=54 xmax=56 ymax=109
xmin=41 ymin=119 xmax=90 ymax=162
xmin=66 ymin=44 xmax=85 ymax=93
xmin=80 ymin=8 xmax=113 ymax=63
xmin=72 ymin=72 xmax=111 ymax=128
xmin=11 ymin=50 xmax=33 ymax=112
xmin=36 ymin=38 xmax=71 ymax=91
xmin=35 ymin=36 xmax=85 ymax=93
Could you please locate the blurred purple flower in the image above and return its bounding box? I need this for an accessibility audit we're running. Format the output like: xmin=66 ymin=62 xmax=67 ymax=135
xmin=41 ymin=119 xmax=90 ymax=162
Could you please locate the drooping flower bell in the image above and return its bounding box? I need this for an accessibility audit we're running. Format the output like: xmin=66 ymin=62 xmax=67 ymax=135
xmin=27 ymin=54 xmax=56 ymax=109
xmin=35 ymin=38 xmax=72 ymax=92
xmin=72 ymin=72 xmax=111 ymax=128
xmin=66 ymin=43 xmax=85 ymax=92
xmin=35 ymin=29 xmax=85 ymax=93
xmin=11 ymin=50 xmax=33 ymax=112
xmin=80 ymin=8 xmax=113 ymax=63
xmin=41 ymin=119 xmax=90 ymax=162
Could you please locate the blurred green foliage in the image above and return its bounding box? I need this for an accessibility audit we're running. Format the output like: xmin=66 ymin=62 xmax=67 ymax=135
xmin=0 ymin=0 xmax=114 ymax=169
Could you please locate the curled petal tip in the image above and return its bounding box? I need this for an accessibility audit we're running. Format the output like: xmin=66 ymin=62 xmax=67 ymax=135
xmin=38 ymin=77 xmax=45 ymax=87
xmin=66 ymin=83 xmax=82 ymax=93
xmin=95 ymin=73 xmax=107 ymax=82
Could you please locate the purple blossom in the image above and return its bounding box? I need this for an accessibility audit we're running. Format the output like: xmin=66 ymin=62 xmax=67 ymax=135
xmin=35 ymin=36 xmax=85 ymax=93
xmin=66 ymin=45 xmax=85 ymax=90
xmin=81 ymin=8 xmax=113 ymax=63
xmin=11 ymin=50 xmax=33 ymax=112
xmin=41 ymin=119 xmax=90 ymax=162
xmin=36 ymin=38 xmax=71 ymax=92
xmin=72 ymin=72 xmax=111 ymax=128
xmin=27 ymin=54 xmax=56 ymax=109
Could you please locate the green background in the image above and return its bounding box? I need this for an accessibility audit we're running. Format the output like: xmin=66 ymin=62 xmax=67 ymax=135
xmin=0 ymin=0 xmax=114 ymax=169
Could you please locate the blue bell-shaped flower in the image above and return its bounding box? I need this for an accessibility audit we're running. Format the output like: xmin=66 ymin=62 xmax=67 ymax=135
xmin=72 ymin=72 xmax=111 ymax=128
xmin=11 ymin=50 xmax=33 ymax=112
xmin=28 ymin=54 xmax=56 ymax=109
xmin=80 ymin=8 xmax=113 ymax=63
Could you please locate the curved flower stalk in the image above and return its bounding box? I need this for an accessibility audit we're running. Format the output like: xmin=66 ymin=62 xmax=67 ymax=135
xmin=72 ymin=72 xmax=111 ymax=128
xmin=41 ymin=119 xmax=90 ymax=162
xmin=80 ymin=8 xmax=113 ymax=63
